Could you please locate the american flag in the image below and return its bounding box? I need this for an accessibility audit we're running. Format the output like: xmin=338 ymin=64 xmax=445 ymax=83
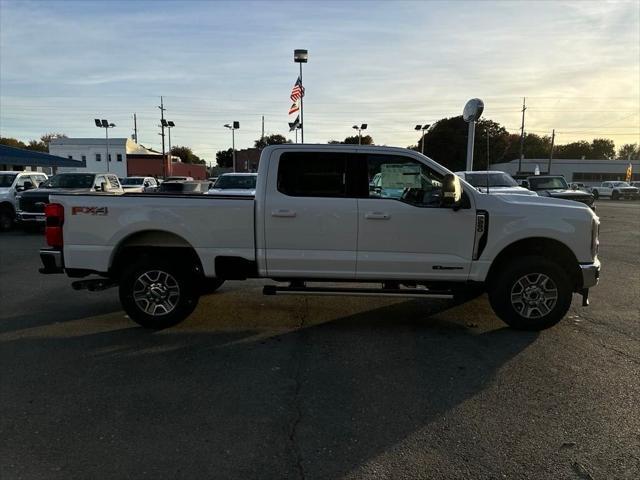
xmin=290 ymin=76 xmax=304 ymax=102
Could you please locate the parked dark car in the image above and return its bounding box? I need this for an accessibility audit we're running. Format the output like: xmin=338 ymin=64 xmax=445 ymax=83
xmin=16 ymin=172 xmax=123 ymax=228
xmin=523 ymin=175 xmax=595 ymax=209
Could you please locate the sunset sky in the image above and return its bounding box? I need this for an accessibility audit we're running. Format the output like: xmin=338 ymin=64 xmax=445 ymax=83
xmin=1 ymin=0 xmax=638 ymax=163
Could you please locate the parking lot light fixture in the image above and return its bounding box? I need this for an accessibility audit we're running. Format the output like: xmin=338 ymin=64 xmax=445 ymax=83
xmin=95 ymin=118 xmax=116 ymax=173
xmin=294 ymin=49 xmax=308 ymax=143
xmin=165 ymin=121 xmax=176 ymax=163
xmin=352 ymin=124 xmax=367 ymax=145
xmin=415 ymin=124 xmax=430 ymax=155
xmin=224 ymin=122 xmax=239 ymax=171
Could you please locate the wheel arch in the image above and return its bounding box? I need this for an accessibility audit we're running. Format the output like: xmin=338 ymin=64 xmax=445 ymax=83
xmin=109 ymin=230 xmax=204 ymax=278
xmin=0 ymin=200 xmax=15 ymax=213
xmin=486 ymin=237 xmax=581 ymax=291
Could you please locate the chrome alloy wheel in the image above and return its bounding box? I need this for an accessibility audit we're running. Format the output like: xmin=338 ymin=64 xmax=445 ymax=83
xmin=133 ymin=270 xmax=180 ymax=316
xmin=510 ymin=273 xmax=558 ymax=319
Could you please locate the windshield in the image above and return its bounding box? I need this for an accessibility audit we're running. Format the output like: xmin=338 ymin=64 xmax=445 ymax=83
xmin=121 ymin=178 xmax=144 ymax=186
xmin=528 ymin=177 xmax=568 ymax=190
xmin=41 ymin=174 xmax=95 ymax=189
xmin=465 ymin=172 xmax=518 ymax=188
xmin=0 ymin=173 xmax=18 ymax=188
xmin=213 ymin=175 xmax=257 ymax=189
xmin=612 ymin=182 xmax=630 ymax=187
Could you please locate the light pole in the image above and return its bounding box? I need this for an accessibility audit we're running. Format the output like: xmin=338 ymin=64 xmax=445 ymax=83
xmin=294 ymin=49 xmax=308 ymax=143
xmin=162 ymin=119 xmax=176 ymax=169
xmin=352 ymin=124 xmax=367 ymax=145
xmin=463 ymin=98 xmax=484 ymax=171
xmin=224 ymin=122 xmax=239 ymax=171
xmin=94 ymin=118 xmax=116 ymax=173
xmin=414 ymin=124 xmax=430 ymax=155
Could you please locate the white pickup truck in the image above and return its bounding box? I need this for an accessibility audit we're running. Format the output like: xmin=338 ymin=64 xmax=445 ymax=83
xmin=39 ymin=145 xmax=600 ymax=331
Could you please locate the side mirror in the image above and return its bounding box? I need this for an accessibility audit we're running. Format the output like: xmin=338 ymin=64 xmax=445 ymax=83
xmin=23 ymin=181 xmax=34 ymax=190
xmin=441 ymin=173 xmax=462 ymax=209
xmin=15 ymin=185 xmax=25 ymax=192
xmin=521 ymin=180 xmax=530 ymax=189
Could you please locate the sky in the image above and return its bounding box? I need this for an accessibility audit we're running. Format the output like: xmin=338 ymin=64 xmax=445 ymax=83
xmin=1 ymin=0 xmax=639 ymax=164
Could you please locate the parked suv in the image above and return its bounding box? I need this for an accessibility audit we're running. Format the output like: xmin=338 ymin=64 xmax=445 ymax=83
xmin=0 ymin=171 xmax=48 ymax=231
xmin=17 ymin=172 xmax=123 ymax=227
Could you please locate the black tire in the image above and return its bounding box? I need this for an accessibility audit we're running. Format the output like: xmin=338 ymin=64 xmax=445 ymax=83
xmin=119 ymin=258 xmax=200 ymax=329
xmin=488 ymin=256 xmax=573 ymax=331
xmin=612 ymin=191 xmax=619 ymax=201
xmin=0 ymin=207 xmax=14 ymax=232
xmin=592 ymin=190 xmax=599 ymax=200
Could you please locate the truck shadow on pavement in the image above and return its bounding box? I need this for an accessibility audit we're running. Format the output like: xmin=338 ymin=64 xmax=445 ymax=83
xmin=1 ymin=296 xmax=538 ymax=479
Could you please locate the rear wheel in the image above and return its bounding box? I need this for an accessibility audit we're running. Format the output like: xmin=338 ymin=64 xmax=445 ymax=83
xmin=612 ymin=191 xmax=620 ymax=200
xmin=592 ymin=190 xmax=599 ymax=200
xmin=119 ymin=258 xmax=200 ymax=329
xmin=488 ymin=256 xmax=573 ymax=331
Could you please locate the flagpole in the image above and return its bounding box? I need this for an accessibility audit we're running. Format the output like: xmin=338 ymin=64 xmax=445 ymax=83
xmin=299 ymin=62 xmax=304 ymax=144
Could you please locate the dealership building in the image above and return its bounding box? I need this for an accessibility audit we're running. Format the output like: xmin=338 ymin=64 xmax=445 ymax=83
xmin=48 ymin=138 xmax=207 ymax=179
xmin=490 ymin=158 xmax=639 ymax=186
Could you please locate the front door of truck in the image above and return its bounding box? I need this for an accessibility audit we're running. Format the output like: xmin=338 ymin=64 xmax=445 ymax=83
xmin=264 ymin=151 xmax=358 ymax=278
xmin=356 ymin=154 xmax=476 ymax=281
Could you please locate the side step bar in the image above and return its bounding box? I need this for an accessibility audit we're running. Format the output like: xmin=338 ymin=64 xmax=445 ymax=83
xmin=263 ymin=285 xmax=453 ymax=299
xmin=71 ymin=278 xmax=116 ymax=292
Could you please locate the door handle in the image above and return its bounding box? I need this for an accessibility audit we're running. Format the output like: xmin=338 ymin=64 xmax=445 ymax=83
xmin=271 ymin=209 xmax=297 ymax=218
xmin=364 ymin=212 xmax=390 ymax=220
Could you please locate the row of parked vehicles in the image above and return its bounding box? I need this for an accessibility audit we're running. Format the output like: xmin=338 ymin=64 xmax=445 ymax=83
xmin=0 ymin=171 xmax=258 ymax=231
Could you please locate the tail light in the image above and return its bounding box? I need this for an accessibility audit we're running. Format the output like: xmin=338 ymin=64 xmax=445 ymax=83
xmin=45 ymin=203 xmax=64 ymax=248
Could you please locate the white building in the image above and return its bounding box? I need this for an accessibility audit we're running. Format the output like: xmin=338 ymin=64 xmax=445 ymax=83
xmin=490 ymin=158 xmax=639 ymax=186
xmin=49 ymin=138 xmax=159 ymax=178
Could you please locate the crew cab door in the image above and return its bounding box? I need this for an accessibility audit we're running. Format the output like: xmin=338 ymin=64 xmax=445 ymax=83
xmin=263 ymin=151 xmax=358 ymax=278
xmin=355 ymin=153 xmax=476 ymax=280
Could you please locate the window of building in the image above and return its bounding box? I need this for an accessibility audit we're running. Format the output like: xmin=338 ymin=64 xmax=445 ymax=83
xmin=68 ymin=155 xmax=73 ymax=160
xmin=81 ymin=155 xmax=86 ymax=162
xmin=108 ymin=154 xmax=112 ymax=162
xmin=116 ymin=154 xmax=123 ymax=162
xmin=95 ymin=153 xmax=101 ymax=162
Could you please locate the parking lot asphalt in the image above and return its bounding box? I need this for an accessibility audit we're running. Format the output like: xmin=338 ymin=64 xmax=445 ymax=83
xmin=1 ymin=200 xmax=639 ymax=479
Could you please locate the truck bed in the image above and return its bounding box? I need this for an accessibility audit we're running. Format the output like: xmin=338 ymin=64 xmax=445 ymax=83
xmin=51 ymin=193 xmax=256 ymax=276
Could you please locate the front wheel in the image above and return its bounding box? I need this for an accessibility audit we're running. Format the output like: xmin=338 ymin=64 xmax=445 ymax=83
xmin=119 ymin=258 xmax=200 ymax=329
xmin=612 ymin=191 xmax=620 ymax=200
xmin=0 ymin=207 xmax=14 ymax=231
xmin=592 ymin=190 xmax=599 ymax=200
xmin=488 ymin=256 xmax=573 ymax=331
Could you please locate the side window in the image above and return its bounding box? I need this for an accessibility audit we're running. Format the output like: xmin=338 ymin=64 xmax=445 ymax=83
xmin=16 ymin=175 xmax=31 ymax=187
xmin=94 ymin=176 xmax=105 ymax=189
xmin=96 ymin=153 xmax=102 ymax=162
xmin=116 ymin=154 xmax=123 ymax=162
xmin=366 ymin=154 xmax=444 ymax=208
xmin=278 ymin=152 xmax=349 ymax=197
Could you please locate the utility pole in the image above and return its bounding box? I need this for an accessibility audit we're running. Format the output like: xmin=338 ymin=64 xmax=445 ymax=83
xmin=486 ymin=130 xmax=490 ymax=168
xmin=518 ymin=97 xmax=526 ymax=173
xmin=261 ymin=115 xmax=265 ymax=144
xmin=133 ymin=113 xmax=138 ymax=143
xmin=547 ymin=129 xmax=555 ymax=174
xmin=158 ymin=96 xmax=167 ymax=178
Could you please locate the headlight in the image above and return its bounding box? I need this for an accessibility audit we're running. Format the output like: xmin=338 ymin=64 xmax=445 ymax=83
xmin=591 ymin=219 xmax=599 ymax=258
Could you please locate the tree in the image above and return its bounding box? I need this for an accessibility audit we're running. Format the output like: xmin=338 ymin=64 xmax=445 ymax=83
xmin=216 ymin=148 xmax=234 ymax=168
xmin=328 ymin=135 xmax=374 ymax=145
xmin=254 ymin=134 xmax=291 ymax=149
xmin=170 ymin=145 xmax=205 ymax=164
xmin=554 ymin=141 xmax=592 ymax=159
xmin=418 ymin=116 xmax=469 ymax=171
xmin=27 ymin=133 xmax=68 ymax=152
xmin=590 ymin=138 xmax=615 ymax=159
xmin=0 ymin=137 xmax=27 ymax=149
xmin=617 ymin=143 xmax=640 ymax=160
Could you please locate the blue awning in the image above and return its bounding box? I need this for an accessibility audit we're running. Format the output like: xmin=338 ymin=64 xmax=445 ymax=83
xmin=0 ymin=144 xmax=86 ymax=168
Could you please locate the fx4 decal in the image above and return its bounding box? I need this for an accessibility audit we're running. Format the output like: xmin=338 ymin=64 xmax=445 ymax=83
xmin=72 ymin=206 xmax=109 ymax=216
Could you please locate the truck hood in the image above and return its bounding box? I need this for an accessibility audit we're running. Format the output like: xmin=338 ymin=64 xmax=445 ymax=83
xmin=478 ymin=191 xmax=596 ymax=217
xmin=534 ymin=189 xmax=592 ymax=199
xmin=476 ymin=186 xmax=537 ymax=196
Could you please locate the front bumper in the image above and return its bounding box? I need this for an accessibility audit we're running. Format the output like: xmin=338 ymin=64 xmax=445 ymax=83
xmin=580 ymin=257 xmax=600 ymax=289
xmin=39 ymin=248 xmax=64 ymax=274
xmin=17 ymin=211 xmax=45 ymax=223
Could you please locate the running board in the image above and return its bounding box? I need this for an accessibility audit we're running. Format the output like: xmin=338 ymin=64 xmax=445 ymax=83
xmin=262 ymin=285 xmax=454 ymax=299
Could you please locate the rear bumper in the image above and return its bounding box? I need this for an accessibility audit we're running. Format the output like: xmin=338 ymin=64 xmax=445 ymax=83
xmin=17 ymin=211 xmax=45 ymax=223
xmin=580 ymin=257 xmax=600 ymax=289
xmin=39 ymin=248 xmax=64 ymax=274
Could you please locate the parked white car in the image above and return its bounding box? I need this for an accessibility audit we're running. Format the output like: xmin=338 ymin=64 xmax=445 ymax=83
xmin=120 ymin=176 xmax=158 ymax=193
xmin=455 ymin=171 xmax=537 ymax=196
xmin=590 ymin=181 xmax=639 ymax=200
xmin=39 ymin=145 xmax=600 ymax=332
xmin=207 ymin=172 xmax=257 ymax=196
xmin=0 ymin=171 xmax=48 ymax=230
